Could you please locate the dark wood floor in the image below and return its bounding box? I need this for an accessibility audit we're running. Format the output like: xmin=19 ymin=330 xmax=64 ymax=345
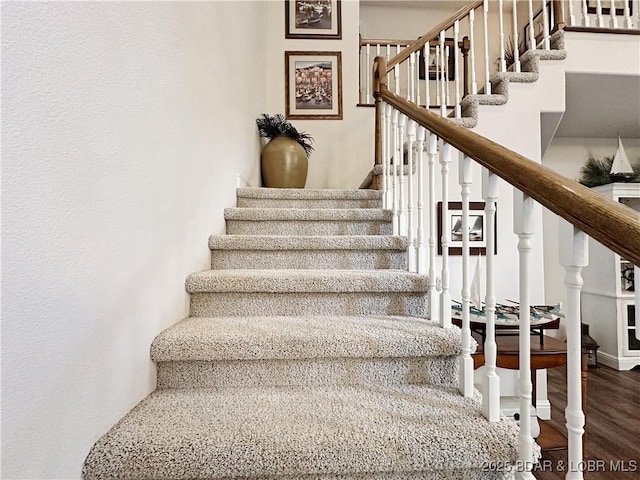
xmin=534 ymin=364 xmax=640 ymax=479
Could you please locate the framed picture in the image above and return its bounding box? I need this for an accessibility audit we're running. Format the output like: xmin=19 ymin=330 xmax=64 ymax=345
xmin=437 ymin=202 xmax=497 ymax=256
xmin=285 ymin=51 xmax=343 ymax=120
xmin=418 ymin=38 xmax=456 ymax=81
xmin=587 ymin=0 xmax=632 ymax=16
xmin=285 ymin=0 xmax=342 ymax=40
xmin=523 ymin=1 xmax=553 ymax=49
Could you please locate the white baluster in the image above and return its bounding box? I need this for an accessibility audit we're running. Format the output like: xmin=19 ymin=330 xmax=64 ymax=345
xmin=559 ymin=220 xmax=588 ymax=480
xmin=415 ymin=50 xmax=421 ymax=107
xmin=439 ymin=142 xmax=452 ymax=329
xmin=528 ymin=0 xmax=536 ymax=50
xmin=624 ymin=0 xmax=633 ymax=28
xmin=468 ymin=9 xmax=478 ymax=94
xmin=454 ymin=20 xmax=461 ymax=118
xmin=610 ymin=0 xmax=619 ymax=27
xmin=392 ymin=108 xmax=400 ymax=234
xmin=445 ymin=46 xmax=451 ymax=107
xmin=512 ymin=0 xmax=522 ymax=72
xmin=382 ymin=103 xmax=389 ymax=209
xmin=568 ymin=0 xmax=576 ymax=25
xmin=366 ymin=44 xmax=371 ymax=103
xmin=514 ymin=192 xmax=535 ymax=477
xmin=427 ymin=133 xmax=439 ymax=319
xmin=498 ymin=0 xmax=506 ymax=72
xmin=582 ymin=0 xmax=591 ymax=26
xmin=384 ymin=103 xmax=392 ymax=209
xmin=435 ymin=45 xmax=441 ymax=107
xmin=407 ymin=120 xmax=416 ymax=272
xmin=440 ymin=31 xmax=447 ymax=116
xmin=482 ymin=169 xmax=500 ymax=421
xmin=394 ymin=47 xmax=400 ymax=96
xmin=542 ymin=0 xmax=551 ymax=49
xmin=482 ymin=0 xmax=491 ymax=94
xmin=459 ymin=155 xmax=474 ymax=397
xmin=596 ymin=0 xmax=604 ymax=27
xmin=398 ymin=114 xmax=407 ymax=236
xmin=409 ymin=52 xmax=416 ymax=103
xmin=424 ymin=44 xmax=431 ymax=109
xmin=416 ymin=126 xmax=426 ymax=274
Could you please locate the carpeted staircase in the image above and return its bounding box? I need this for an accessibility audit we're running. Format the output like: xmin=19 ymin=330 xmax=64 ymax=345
xmin=83 ymin=187 xmax=520 ymax=479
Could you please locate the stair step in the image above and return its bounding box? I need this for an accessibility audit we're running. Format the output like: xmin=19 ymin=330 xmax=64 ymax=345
xmin=225 ymin=208 xmax=392 ymax=236
xmin=151 ymin=315 xmax=462 ymax=389
xmin=82 ymin=384 xmax=520 ymax=480
xmin=209 ymin=235 xmax=408 ymax=269
xmin=237 ymin=187 xmax=382 ymax=209
xmin=186 ymin=269 xmax=429 ymax=317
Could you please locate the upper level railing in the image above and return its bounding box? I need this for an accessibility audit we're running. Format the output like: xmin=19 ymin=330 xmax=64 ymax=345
xmin=369 ymin=1 xmax=640 ymax=478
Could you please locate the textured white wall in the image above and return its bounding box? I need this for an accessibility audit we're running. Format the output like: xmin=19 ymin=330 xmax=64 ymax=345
xmin=1 ymin=1 xmax=266 ymax=478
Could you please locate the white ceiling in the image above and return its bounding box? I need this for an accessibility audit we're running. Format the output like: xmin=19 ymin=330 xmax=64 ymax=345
xmin=554 ymin=73 xmax=640 ymax=138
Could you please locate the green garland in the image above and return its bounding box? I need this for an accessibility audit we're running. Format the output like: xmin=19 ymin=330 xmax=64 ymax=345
xmin=578 ymin=156 xmax=640 ymax=187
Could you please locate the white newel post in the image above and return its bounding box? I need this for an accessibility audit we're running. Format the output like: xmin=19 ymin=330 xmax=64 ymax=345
xmin=439 ymin=142 xmax=452 ymax=329
xmin=482 ymin=169 xmax=500 ymax=421
xmin=407 ymin=120 xmax=416 ymax=272
xmin=428 ymin=133 xmax=439 ymax=320
xmin=416 ymin=126 xmax=426 ymax=274
xmin=560 ymin=221 xmax=588 ymax=480
xmin=459 ymin=156 xmax=474 ymax=397
xmin=514 ymin=192 xmax=536 ymax=480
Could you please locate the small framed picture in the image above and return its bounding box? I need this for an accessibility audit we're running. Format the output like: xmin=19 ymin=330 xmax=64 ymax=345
xmin=437 ymin=202 xmax=497 ymax=256
xmin=285 ymin=0 xmax=342 ymax=40
xmin=285 ymin=51 xmax=343 ymax=120
xmin=418 ymin=40 xmax=455 ymax=81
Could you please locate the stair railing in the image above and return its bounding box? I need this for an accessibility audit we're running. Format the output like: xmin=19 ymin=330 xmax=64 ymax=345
xmin=376 ymin=72 xmax=640 ymax=478
xmin=372 ymin=2 xmax=640 ymax=478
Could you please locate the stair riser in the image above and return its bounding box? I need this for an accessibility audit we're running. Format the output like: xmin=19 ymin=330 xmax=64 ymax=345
xmin=155 ymin=357 xmax=458 ymax=390
xmin=210 ymin=250 xmax=407 ymax=270
xmin=226 ymin=220 xmax=393 ymax=236
xmin=237 ymin=198 xmax=383 ymax=209
xmin=189 ymin=292 xmax=428 ymax=317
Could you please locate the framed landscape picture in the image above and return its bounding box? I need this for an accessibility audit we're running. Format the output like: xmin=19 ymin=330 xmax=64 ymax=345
xmin=285 ymin=0 xmax=342 ymax=40
xmin=285 ymin=51 xmax=343 ymax=120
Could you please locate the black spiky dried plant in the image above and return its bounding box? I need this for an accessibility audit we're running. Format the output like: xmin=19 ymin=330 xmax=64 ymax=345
xmin=578 ymin=156 xmax=640 ymax=187
xmin=256 ymin=114 xmax=314 ymax=158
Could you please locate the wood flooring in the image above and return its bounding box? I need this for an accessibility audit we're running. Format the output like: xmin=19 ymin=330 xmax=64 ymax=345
xmin=533 ymin=364 xmax=640 ymax=479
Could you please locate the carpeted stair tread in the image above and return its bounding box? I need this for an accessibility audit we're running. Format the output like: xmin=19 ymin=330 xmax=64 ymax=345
xmin=237 ymin=187 xmax=382 ymax=201
xmin=186 ymin=269 xmax=428 ymax=293
xmin=82 ymin=384 xmax=520 ymax=480
xmin=209 ymin=235 xmax=408 ymax=251
xmin=151 ymin=315 xmax=463 ymax=362
xmin=225 ymin=208 xmax=392 ymax=221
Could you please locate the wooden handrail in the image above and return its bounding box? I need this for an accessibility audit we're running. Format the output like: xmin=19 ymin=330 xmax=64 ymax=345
xmin=386 ymin=0 xmax=483 ymax=72
xmin=379 ymin=86 xmax=640 ymax=266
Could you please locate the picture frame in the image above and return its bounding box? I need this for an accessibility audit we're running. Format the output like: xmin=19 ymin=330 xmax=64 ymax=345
xmin=285 ymin=0 xmax=342 ymax=40
xmin=418 ymin=39 xmax=455 ymax=81
xmin=285 ymin=51 xmax=343 ymax=120
xmin=437 ymin=202 xmax=497 ymax=256
xmin=523 ymin=1 xmax=553 ymax=50
xmin=587 ymin=0 xmax=632 ymax=16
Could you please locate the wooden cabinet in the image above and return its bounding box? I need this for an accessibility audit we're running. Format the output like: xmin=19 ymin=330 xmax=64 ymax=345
xmin=581 ymin=183 xmax=640 ymax=371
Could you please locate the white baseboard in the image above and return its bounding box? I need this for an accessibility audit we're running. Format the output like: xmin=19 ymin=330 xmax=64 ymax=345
xmin=598 ymin=350 xmax=640 ymax=370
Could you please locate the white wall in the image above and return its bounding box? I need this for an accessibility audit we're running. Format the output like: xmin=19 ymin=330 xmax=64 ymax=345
xmin=1 ymin=1 xmax=266 ymax=478
xmin=265 ymin=0 xmax=374 ymax=189
xmin=542 ymin=136 xmax=640 ymax=317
